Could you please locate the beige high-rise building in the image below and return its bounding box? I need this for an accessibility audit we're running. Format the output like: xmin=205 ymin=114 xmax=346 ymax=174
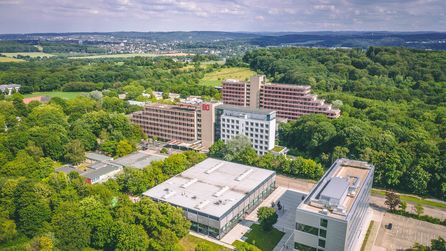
xmin=222 ymin=76 xmax=341 ymax=120
xmin=130 ymin=102 xmax=220 ymax=148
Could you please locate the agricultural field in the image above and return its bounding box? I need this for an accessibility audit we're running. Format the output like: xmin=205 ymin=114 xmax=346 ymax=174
xmin=2 ymin=52 xmax=55 ymax=58
xmin=23 ymin=91 xmax=87 ymax=100
xmin=69 ymin=52 xmax=193 ymax=59
xmin=0 ymin=57 xmax=25 ymax=63
xmin=199 ymin=67 xmax=256 ymax=87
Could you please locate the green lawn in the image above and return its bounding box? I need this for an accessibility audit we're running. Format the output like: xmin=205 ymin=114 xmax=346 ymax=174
xmin=233 ymin=240 xmax=261 ymax=251
xmin=244 ymin=224 xmax=284 ymax=251
xmin=2 ymin=52 xmax=54 ymax=58
xmin=0 ymin=57 xmax=25 ymax=63
xmin=23 ymin=91 xmax=87 ymax=100
xmin=179 ymin=234 xmax=230 ymax=251
xmin=199 ymin=67 xmax=256 ymax=87
xmin=372 ymin=189 xmax=446 ymax=210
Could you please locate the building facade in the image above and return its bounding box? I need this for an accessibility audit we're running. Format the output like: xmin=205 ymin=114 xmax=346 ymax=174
xmin=143 ymin=158 xmax=276 ymax=239
xmin=294 ymin=158 xmax=374 ymax=251
xmin=215 ymin=104 xmax=276 ymax=155
xmin=130 ymin=102 xmax=219 ymax=148
xmin=222 ymin=76 xmax=340 ymax=120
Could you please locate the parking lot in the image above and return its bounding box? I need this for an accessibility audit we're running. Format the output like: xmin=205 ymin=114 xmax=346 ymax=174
xmin=374 ymin=213 xmax=446 ymax=250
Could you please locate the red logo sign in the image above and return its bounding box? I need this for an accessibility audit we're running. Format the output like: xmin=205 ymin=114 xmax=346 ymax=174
xmin=202 ymin=104 xmax=210 ymax=111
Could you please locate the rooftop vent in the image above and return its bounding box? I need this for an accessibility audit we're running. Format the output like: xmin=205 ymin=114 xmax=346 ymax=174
xmin=195 ymin=200 xmax=210 ymax=210
xmin=213 ymin=186 xmax=229 ymax=197
xmin=236 ymin=169 xmax=253 ymax=181
xmin=162 ymin=191 xmax=176 ymax=199
xmin=206 ymin=162 xmax=224 ymax=174
xmin=181 ymin=178 xmax=198 ymax=188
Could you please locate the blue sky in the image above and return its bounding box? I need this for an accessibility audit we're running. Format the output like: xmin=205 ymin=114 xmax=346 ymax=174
xmin=0 ymin=0 xmax=445 ymax=33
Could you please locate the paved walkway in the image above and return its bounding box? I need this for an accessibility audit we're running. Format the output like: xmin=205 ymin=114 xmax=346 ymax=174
xmin=272 ymin=189 xmax=306 ymax=251
xmin=221 ymin=187 xmax=307 ymax=246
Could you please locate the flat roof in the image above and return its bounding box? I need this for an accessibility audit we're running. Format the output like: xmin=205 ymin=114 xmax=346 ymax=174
xmin=81 ymin=163 xmax=122 ymax=179
xmin=112 ymin=151 xmax=166 ymax=169
xmin=143 ymin=158 xmax=275 ymax=219
xmin=298 ymin=158 xmax=374 ymax=220
xmin=216 ymin=104 xmax=276 ymax=116
xmin=85 ymin=152 xmax=113 ymax=162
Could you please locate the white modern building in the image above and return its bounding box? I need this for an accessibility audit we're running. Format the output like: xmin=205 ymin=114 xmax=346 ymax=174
xmin=294 ymin=158 xmax=374 ymax=251
xmin=215 ymin=104 xmax=276 ymax=155
xmin=143 ymin=158 xmax=276 ymax=239
xmin=0 ymin=84 xmax=20 ymax=95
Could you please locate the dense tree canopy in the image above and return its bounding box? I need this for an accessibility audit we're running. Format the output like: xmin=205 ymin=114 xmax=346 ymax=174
xmin=0 ymin=151 xmax=202 ymax=250
xmin=244 ymin=47 xmax=445 ymax=199
xmin=0 ymin=57 xmax=221 ymax=99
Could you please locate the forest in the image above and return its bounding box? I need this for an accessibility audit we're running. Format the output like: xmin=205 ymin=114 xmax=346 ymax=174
xmin=243 ymin=47 xmax=446 ymax=199
xmin=0 ymin=90 xmax=211 ymax=249
xmin=0 ymin=57 xmax=220 ymax=99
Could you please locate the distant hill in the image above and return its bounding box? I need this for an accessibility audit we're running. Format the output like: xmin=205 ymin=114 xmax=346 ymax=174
xmin=249 ymin=31 xmax=446 ymax=50
xmin=1 ymin=31 xmax=446 ymax=50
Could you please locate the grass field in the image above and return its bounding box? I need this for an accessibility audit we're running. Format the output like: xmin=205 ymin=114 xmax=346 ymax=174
xmin=179 ymin=234 xmax=230 ymax=251
xmin=199 ymin=67 xmax=256 ymax=87
xmin=181 ymin=60 xmax=225 ymax=70
xmin=69 ymin=52 xmax=193 ymax=59
xmin=23 ymin=91 xmax=87 ymax=100
xmin=372 ymin=189 xmax=446 ymax=210
xmin=244 ymin=224 xmax=284 ymax=251
xmin=0 ymin=57 xmax=25 ymax=63
xmin=2 ymin=52 xmax=54 ymax=58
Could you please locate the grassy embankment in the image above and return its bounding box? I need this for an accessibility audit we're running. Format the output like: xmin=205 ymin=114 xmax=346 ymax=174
xmin=179 ymin=234 xmax=231 ymax=251
xmin=23 ymin=92 xmax=87 ymax=100
xmin=372 ymin=189 xmax=446 ymax=209
xmin=199 ymin=67 xmax=256 ymax=87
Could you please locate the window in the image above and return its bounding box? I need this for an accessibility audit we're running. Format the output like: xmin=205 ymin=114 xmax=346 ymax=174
xmin=320 ymin=219 xmax=328 ymax=228
xmin=318 ymin=239 xmax=325 ymax=248
xmin=296 ymin=223 xmax=318 ymax=236
xmin=319 ymin=229 xmax=327 ymax=238
xmin=294 ymin=242 xmax=317 ymax=251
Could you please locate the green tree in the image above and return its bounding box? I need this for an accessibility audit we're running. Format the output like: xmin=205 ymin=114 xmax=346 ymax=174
xmin=52 ymin=202 xmax=90 ymax=250
xmin=414 ymin=203 xmax=424 ymax=216
xmin=123 ymin=83 xmax=145 ymax=100
xmin=64 ymin=139 xmax=86 ymax=164
xmin=384 ymin=191 xmax=400 ymax=211
xmin=116 ymin=140 xmax=134 ymax=157
xmin=0 ymin=218 xmax=17 ymax=242
xmin=110 ymin=221 xmax=149 ymax=251
xmin=399 ymin=201 xmax=407 ymax=212
xmin=257 ymin=207 xmax=278 ymax=231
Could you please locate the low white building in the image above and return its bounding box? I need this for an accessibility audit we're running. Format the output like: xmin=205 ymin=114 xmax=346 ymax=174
xmin=215 ymin=104 xmax=276 ymax=155
xmin=0 ymin=84 xmax=20 ymax=95
xmin=143 ymin=158 xmax=276 ymax=239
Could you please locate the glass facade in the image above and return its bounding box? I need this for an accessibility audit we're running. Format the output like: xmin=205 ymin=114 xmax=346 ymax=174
xmin=320 ymin=219 xmax=328 ymax=228
xmin=296 ymin=223 xmax=319 ymax=236
xmin=294 ymin=242 xmax=317 ymax=251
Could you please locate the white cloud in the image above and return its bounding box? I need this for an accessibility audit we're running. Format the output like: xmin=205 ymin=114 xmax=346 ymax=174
xmin=0 ymin=0 xmax=445 ymax=32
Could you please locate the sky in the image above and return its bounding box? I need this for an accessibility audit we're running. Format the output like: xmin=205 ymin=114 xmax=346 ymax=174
xmin=0 ymin=0 xmax=445 ymax=33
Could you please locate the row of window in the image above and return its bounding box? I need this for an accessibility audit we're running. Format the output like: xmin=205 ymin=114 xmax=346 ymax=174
xmin=294 ymin=242 xmax=324 ymax=251
xmin=295 ymin=219 xmax=328 ymax=250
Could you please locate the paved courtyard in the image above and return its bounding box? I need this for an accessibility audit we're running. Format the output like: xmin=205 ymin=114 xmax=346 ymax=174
xmin=374 ymin=212 xmax=446 ymax=250
xmin=220 ymin=186 xmax=306 ymax=248
xmin=272 ymin=189 xmax=306 ymax=251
